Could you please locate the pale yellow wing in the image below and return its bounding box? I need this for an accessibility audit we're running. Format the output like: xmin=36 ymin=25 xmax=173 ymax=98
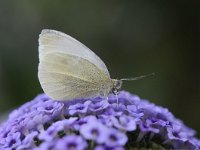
xmin=39 ymin=29 xmax=110 ymax=77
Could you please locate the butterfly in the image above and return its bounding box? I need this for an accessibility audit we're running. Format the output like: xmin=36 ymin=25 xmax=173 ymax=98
xmin=38 ymin=29 xmax=153 ymax=101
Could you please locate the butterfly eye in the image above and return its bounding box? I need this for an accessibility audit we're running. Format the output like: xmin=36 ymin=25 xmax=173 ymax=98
xmin=115 ymin=80 xmax=122 ymax=90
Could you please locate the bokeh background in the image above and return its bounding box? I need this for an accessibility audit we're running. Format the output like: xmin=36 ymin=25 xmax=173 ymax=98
xmin=0 ymin=1 xmax=199 ymax=135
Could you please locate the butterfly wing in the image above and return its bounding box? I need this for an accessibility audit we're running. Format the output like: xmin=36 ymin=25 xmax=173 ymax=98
xmin=38 ymin=29 xmax=111 ymax=100
xmin=39 ymin=29 xmax=110 ymax=77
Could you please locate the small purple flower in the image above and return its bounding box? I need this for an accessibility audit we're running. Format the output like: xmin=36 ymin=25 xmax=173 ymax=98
xmin=68 ymin=100 xmax=91 ymax=115
xmin=98 ymin=115 xmax=113 ymax=127
xmin=17 ymin=131 xmax=38 ymax=150
xmin=105 ymin=129 xmax=127 ymax=147
xmin=108 ymin=91 xmax=140 ymax=106
xmin=80 ymin=119 xmax=107 ymax=144
xmin=55 ymin=135 xmax=87 ymax=150
xmin=39 ymin=124 xmax=59 ymax=142
xmin=110 ymin=115 xmax=137 ymax=131
xmin=104 ymin=103 xmax=126 ymax=116
xmin=126 ymin=105 xmax=144 ymax=119
xmin=73 ymin=115 xmax=97 ymax=130
xmin=39 ymin=117 xmax=77 ymax=141
xmin=138 ymin=120 xmax=160 ymax=134
xmin=88 ymin=99 xmax=109 ymax=112
xmin=2 ymin=132 xmax=21 ymax=149
xmin=36 ymin=100 xmax=64 ymax=116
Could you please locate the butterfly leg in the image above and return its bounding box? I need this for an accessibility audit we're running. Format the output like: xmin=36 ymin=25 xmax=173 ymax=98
xmin=115 ymin=93 xmax=119 ymax=107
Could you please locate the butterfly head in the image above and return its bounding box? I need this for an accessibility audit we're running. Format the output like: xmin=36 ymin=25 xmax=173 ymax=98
xmin=111 ymin=79 xmax=123 ymax=95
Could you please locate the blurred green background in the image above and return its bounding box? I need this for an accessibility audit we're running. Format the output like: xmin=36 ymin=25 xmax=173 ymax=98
xmin=0 ymin=1 xmax=199 ymax=135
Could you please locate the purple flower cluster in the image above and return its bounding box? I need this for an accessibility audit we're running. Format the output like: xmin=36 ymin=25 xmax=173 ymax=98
xmin=0 ymin=91 xmax=199 ymax=150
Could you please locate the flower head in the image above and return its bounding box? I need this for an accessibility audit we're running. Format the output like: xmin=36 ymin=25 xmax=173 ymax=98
xmin=0 ymin=91 xmax=199 ymax=149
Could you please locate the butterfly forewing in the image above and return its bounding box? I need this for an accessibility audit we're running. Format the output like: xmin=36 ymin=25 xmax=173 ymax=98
xmin=39 ymin=29 xmax=110 ymax=77
xmin=38 ymin=30 xmax=112 ymax=100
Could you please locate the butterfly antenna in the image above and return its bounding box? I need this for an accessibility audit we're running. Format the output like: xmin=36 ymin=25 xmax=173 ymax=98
xmin=120 ymin=73 xmax=155 ymax=81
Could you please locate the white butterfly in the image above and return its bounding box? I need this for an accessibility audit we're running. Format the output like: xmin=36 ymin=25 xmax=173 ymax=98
xmin=38 ymin=29 xmax=152 ymax=101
